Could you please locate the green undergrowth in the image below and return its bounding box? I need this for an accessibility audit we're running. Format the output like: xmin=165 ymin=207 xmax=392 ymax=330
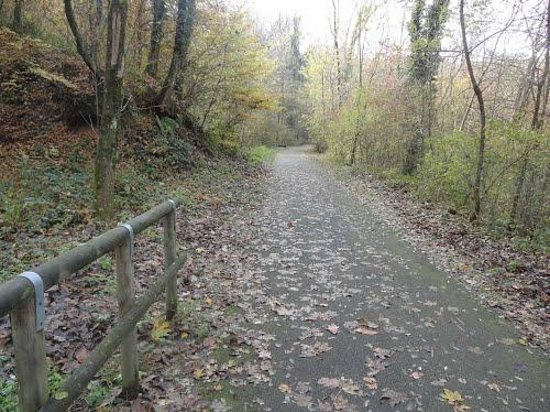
xmin=245 ymin=145 xmax=276 ymax=165
xmin=325 ymin=155 xmax=548 ymax=253
xmin=0 ymin=366 xmax=65 ymax=410
xmin=0 ymin=137 xmax=269 ymax=283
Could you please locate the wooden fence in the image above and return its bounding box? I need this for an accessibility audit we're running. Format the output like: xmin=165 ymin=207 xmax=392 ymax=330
xmin=0 ymin=199 xmax=186 ymax=411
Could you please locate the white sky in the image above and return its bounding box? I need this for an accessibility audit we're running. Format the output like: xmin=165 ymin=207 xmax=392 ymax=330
xmin=242 ymin=0 xmax=535 ymax=57
xmin=245 ymin=0 xmax=409 ymax=48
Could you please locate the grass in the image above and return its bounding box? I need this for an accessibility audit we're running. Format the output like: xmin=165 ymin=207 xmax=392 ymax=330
xmin=0 ymin=367 xmax=66 ymax=411
xmin=246 ymin=145 xmax=276 ymax=165
xmin=0 ymin=138 xmax=266 ymax=283
xmin=0 ymin=135 xmax=269 ymax=409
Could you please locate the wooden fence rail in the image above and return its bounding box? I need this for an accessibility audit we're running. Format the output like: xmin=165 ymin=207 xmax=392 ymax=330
xmin=0 ymin=199 xmax=185 ymax=412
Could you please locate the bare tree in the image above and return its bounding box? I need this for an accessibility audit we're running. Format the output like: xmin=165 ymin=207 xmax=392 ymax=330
xmin=331 ymin=0 xmax=343 ymax=109
xmin=156 ymin=0 xmax=197 ymax=112
xmin=65 ymin=0 xmax=128 ymax=218
xmin=12 ymin=0 xmax=24 ymax=33
xmin=460 ymin=0 xmax=486 ymax=221
xmin=147 ymin=0 xmax=166 ymax=78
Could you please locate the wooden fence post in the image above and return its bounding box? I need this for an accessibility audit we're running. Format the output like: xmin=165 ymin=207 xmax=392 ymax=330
xmin=115 ymin=237 xmax=139 ymax=397
xmin=11 ymin=298 xmax=48 ymax=411
xmin=163 ymin=208 xmax=177 ymax=320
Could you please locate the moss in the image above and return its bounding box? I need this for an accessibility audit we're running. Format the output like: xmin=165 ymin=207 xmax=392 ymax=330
xmin=27 ymin=66 xmax=79 ymax=90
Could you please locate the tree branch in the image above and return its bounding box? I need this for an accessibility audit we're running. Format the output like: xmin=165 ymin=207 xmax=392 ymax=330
xmin=64 ymin=0 xmax=99 ymax=78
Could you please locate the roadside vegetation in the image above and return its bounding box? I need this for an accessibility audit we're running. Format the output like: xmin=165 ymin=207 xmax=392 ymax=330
xmin=305 ymin=0 xmax=549 ymax=252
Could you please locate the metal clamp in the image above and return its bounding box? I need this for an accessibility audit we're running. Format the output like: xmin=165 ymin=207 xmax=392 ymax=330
xmin=17 ymin=272 xmax=45 ymax=331
xmin=119 ymin=223 xmax=135 ymax=256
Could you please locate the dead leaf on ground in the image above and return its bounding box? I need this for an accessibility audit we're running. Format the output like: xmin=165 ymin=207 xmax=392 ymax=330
xmin=363 ymin=376 xmax=378 ymax=390
xmin=318 ymin=377 xmax=341 ymax=389
xmin=410 ymin=371 xmax=423 ymax=380
xmin=151 ymin=318 xmax=170 ymax=341
xmin=75 ymin=346 xmax=89 ymax=363
xmin=380 ymin=389 xmax=408 ymax=406
xmin=300 ymin=341 xmax=331 ymax=358
xmin=441 ymin=388 xmax=464 ymax=405
xmin=374 ymin=347 xmax=391 ymax=359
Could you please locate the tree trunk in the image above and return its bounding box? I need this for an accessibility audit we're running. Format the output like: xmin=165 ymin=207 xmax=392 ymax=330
xmin=12 ymin=0 xmax=23 ymax=34
xmin=95 ymin=0 xmax=128 ymax=219
xmin=331 ymin=0 xmax=342 ymax=109
xmin=510 ymin=0 xmax=550 ymax=229
xmin=64 ymin=0 xmax=100 ymax=79
xmin=146 ymin=0 xmax=166 ymax=78
xmin=156 ymin=0 xmax=197 ymax=112
xmin=512 ymin=56 xmax=536 ymax=121
xmin=460 ymin=0 xmax=486 ymax=221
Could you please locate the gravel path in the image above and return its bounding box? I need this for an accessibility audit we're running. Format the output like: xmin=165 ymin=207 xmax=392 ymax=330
xmin=230 ymin=146 xmax=549 ymax=411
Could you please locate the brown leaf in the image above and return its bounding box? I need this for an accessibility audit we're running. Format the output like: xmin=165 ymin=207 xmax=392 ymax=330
xmin=410 ymin=371 xmax=424 ymax=380
xmin=380 ymin=389 xmax=408 ymax=406
xmin=75 ymin=346 xmax=89 ymax=364
xmin=363 ymin=376 xmax=378 ymax=390
xmin=318 ymin=377 xmax=341 ymax=389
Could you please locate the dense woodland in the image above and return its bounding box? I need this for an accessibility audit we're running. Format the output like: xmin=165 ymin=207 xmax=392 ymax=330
xmin=0 ymin=0 xmax=548 ymax=244
xmin=305 ymin=0 xmax=549 ymax=248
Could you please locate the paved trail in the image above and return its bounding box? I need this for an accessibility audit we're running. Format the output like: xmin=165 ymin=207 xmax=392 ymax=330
xmin=232 ymin=147 xmax=548 ymax=411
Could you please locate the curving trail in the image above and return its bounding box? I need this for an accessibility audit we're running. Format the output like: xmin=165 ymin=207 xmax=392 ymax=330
xmin=231 ymin=146 xmax=548 ymax=411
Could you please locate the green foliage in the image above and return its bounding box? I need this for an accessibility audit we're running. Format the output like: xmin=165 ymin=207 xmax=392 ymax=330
xmin=0 ymin=152 xmax=94 ymax=232
xmin=414 ymin=122 xmax=549 ymax=248
xmin=0 ymin=367 xmax=65 ymax=411
xmin=408 ymin=0 xmax=450 ymax=86
xmin=246 ymin=145 xmax=275 ymax=165
xmin=98 ymin=256 xmax=113 ymax=271
xmin=0 ymin=376 xmax=18 ymax=411
xmin=156 ymin=116 xmax=179 ymax=137
xmin=417 ymin=131 xmax=475 ymax=210
xmin=84 ymin=363 xmax=122 ymax=408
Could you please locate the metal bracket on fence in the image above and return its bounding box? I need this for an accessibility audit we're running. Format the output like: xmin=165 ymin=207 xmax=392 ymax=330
xmin=168 ymin=199 xmax=177 ymax=211
xmin=119 ymin=223 xmax=135 ymax=257
xmin=17 ymin=272 xmax=45 ymax=331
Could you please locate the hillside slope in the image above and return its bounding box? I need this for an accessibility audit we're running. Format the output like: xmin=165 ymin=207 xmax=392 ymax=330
xmin=0 ymin=29 xmax=95 ymax=144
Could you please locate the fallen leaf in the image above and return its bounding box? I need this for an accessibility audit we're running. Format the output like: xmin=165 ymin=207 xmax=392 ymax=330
xmin=341 ymin=379 xmax=362 ymax=396
xmin=75 ymin=346 xmax=89 ymax=364
xmin=151 ymin=318 xmax=170 ymax=341
xmin=380 ymin=389 xmax=408 ymax=406
xmin=363 ymin=376 xmax=378 ymax=390
xmin=355 ymin=326 xmax=378 ymax=335
xmin=487 ymin=382 xmax=501 ymax=392
xmin=518 ymin=338 xmax=528 ymax=346
xmin=54 ymin=391 xmax=68 ymax=400
xmin=410 ymin=371 xmax=423 ymax=380
xmin=300 ymin=341 xmax=331 ymax=358
xmin=279 ymin=383 xmax=291 ymax=393
xmin=441 ymin=388 xmax=464 ymax=405
xmin=326 ymin=324 xmax=339 ymax=335
xmin=374 ymin=347 xmax=391 ymax=359
xmin=318 ymin=377 xmax=341 ymax=389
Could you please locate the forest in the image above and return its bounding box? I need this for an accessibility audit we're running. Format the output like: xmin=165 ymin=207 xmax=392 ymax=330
xmin=0 ymin=0 xmax=549 ymax=411
xmin=0 ymin=0 xmax=548 ymax=245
